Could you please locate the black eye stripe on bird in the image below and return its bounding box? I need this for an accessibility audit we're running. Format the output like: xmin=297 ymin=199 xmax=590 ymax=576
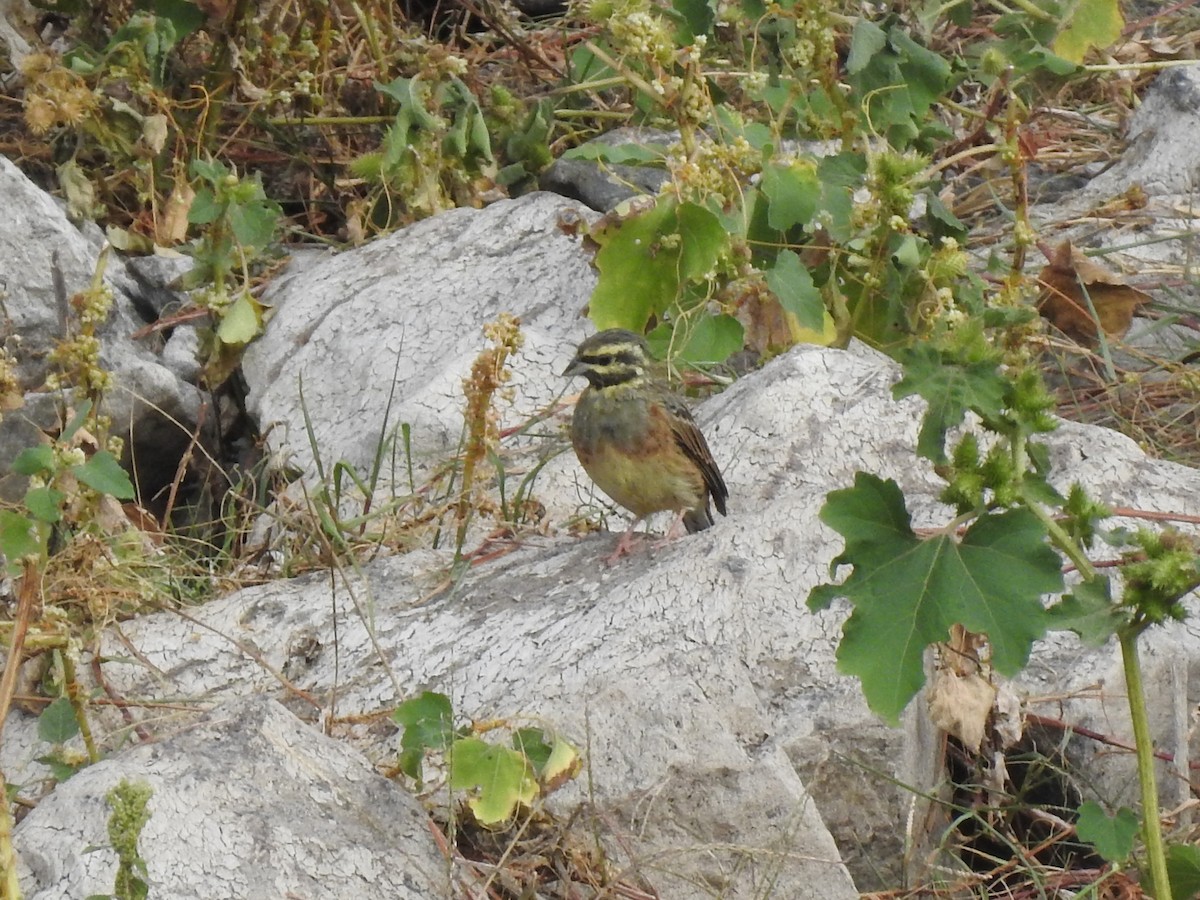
xmin=564 ymin=328 xmax=728 ymax=564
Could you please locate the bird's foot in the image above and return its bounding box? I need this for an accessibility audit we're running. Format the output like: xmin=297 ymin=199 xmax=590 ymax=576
xmin=604 ymin=522 xmax=645 ymax=565
xmin=648 ymin=512 xmax=689 ymax=551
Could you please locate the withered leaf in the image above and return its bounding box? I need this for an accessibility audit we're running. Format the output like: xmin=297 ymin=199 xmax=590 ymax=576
xmin=1037 ymin=240 xmax=1151 ymax=340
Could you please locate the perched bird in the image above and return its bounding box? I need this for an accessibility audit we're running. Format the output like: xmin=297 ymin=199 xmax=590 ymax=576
xmin=563 ymin=329 xmax=728 ymax=561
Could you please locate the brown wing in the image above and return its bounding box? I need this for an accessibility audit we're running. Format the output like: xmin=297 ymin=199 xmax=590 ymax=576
xmin=661 ymin=391 xmax=728 ymax=517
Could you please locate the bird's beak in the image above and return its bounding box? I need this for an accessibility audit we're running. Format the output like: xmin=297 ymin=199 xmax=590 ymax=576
xmin=562 ymin=356 xmax=585 ymax=378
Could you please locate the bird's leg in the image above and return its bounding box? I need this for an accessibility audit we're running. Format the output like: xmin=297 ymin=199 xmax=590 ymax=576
xmin=651 ymin=511 xmax=688 ymax=551
xmin=604 ymin=520 xmax=643 ymax=564
xmin=664 ymin=511 xmax=688 ymax=540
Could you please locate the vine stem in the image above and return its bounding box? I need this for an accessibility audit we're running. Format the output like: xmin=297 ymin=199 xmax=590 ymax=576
xmin=1119 ymin=627 xmax=1172 ymax=900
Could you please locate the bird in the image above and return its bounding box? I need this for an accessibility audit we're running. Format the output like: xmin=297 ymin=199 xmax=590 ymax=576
xmin=562 ymin=328 xmax=728 ymax=562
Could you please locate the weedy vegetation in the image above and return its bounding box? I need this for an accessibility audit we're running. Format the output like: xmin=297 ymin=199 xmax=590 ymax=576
xmin=1 ymin=0 xmax=1199 ymax=895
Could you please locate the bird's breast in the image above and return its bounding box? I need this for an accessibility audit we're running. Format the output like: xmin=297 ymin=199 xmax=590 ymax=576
xmin=570 ymin=388 xmax=705 ymax=518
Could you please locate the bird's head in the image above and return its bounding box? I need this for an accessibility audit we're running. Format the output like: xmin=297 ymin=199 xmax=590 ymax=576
xmin=563 ymin=329 xmax=652 ymax=390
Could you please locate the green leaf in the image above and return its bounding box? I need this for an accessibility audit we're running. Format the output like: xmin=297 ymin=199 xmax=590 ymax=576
xmin=1167 ymin=844 xmax=1200 ymax=900
xmin=568 ymin=43 xmax=616 ymax=83
xmin=374 ymin=76 xmax=439 ymax=131
xmin=589 ymin=199 xmax=724 ymax=332
xmin=24 ymin=486 xmax=65 ymax=523
xmin=449 ymin=737 xmax=538 ymax=825
xmin=38 ymin=753 xmax=86 ymax=783
xmin=189 ymin=156 xmax=228 ymax=186
xmin=815 ymin=153 xmax=867 ymax=243
xmin=893 ymin=345 xmax=1009 ymax=463
xmin=512 ymin=728 xmax=554 ymax=772
xmin=186 ymin=186 xmax=221 ymax=225
xmin=147 ymin=0 xmax=205 ymax=39
xmin=761 ymin=160 xmax=820 ymax=231
xmin=59 ymin=400 xmax=94 ymax=444
xmin=671 ymin=0 xmax=715 ymax=41
xmin=890 ymin=234 xmax=922 ymax=269
xmin=846 ymin=19 xmax=888 ymax=74
xmin=39 ymin=696 xmax=81 ymax=743
xmin=1075 ymin=801 xmax=1138 ymax=862
xmin=393 ymin=691 xmax=456 ymax=769
xmin=0 ymin=509 xmax=42 ymax=570
xmin=561 ymin=143 xmax=665 ymax=164
xmin=846 ymin=25 xmax=952 ymax=146
xmin=73 ymin=451 xmax=136 ymax=500
xmin=228 ymin=197 xmax=279 ymax=250
xmin=810 ymin=473 xmax=1062 ymax=723
xmin=766 ymin=250 xmax=825 ymax=333
xmin=1047 ymin=579 xmax=1125 ymax=645
xmin=12 ymin=445 xmax=55 ymax=477
xmin=674 ymin=315 xmax=743 ymax=365
xmin=677 ymin=202 xmax=725 ymax=280
xmin=216 ymin=293 xmax=262 ymax=346
xmin=1052 ymin=0 xmax=1123 ymax=64
xmin=925 ymin=192 xmax=967 ymax=242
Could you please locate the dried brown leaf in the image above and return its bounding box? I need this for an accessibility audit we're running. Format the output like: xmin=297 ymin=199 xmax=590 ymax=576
xmin=928 ymin=668 xmax=996 ymax=754
xmin=1037 ymin=239 xmax=1151 ymax=340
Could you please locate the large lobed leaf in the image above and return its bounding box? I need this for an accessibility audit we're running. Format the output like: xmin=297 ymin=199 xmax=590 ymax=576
xmin=809 ymin=473 xmax=1063 ymax=723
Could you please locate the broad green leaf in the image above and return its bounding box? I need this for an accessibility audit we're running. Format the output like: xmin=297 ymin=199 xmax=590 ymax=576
xmin=12 ymin=445 xmax=55 ymax=477
xmin=671 ymin=0 xmax=716 ymax=41
xmin=39 ymin=696 xmax=80 ymax=743
xmin=846 ymin=19 xmax=887 ymax=74
xmin=766 ymin=250 xmax=825 ymax=333
xmin=1052 ymin=0 xmax=1123 ymax=64
xmin=449 ymin=737 xmax=538 ymax=825
xmin=74 ymin=451 xmax=135 ymax=500
xmin=816 ymin=153 xmax=866 ymax=243
xmin=217 ymin=293 xmax=263 ymax=346
xmin=891 ymin=233 xmax=922 ymax=269
xmin=1075 ymin=801 xmax=1137 ymax=862
xmin=228 ymin=197 xmax=279 ymax=250
xmin=893 ymin=345 xmax=1009 ymax=463
xmin=674 ymin=315 xmax=743 ymax=365
xmin=846 ymin=25 xmax=952 ymax=146
xmin=761 ymin=160 xmax=820 ymax=231
xmin=394 ymin=689 xmax=456 ymax=783
xmin=186 ymin=186 xmax=222 ymax=225
xmin=393 ymin=691 xmax=456 ymax=756
xmin=0 ymin=509 xmax=42 ymax=569
xmin=24 ymin=486 xmax=65 ymax=523
xmin=589 ymin=199 xmax=724 ymax=332
xmin=1047 ymin=579 xmax=1125 ymax=646
xmin=677 ymin=202 xmax=725 ymax=280
xmin=374 ymin=77 xmax=439 ymax=131
xmin=1167 ymin=844 xmax=1200 ymax=900
xmin=150 ymin=0 xmax=205 ymax=39
xmin=568 ymin=43 xmax=617 ymax=83
xmin=589 ymin=200 xmax=679 ymax=331
xmin=925 ymin=193 xmax=967 ymax=242
xmin=810 ymin=473 xmax=1062 ymax=723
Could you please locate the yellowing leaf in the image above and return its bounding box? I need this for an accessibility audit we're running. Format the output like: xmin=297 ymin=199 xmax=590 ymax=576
xmin=217 ymin=292 xmax=262 ymax=345
xmin=450 ymin=737 xmax=538 ymax=826
xmin=539 ymin=738 xmax=582 ymax=793
xmin=1053 ymin=0 xmax=1124 ymax=63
